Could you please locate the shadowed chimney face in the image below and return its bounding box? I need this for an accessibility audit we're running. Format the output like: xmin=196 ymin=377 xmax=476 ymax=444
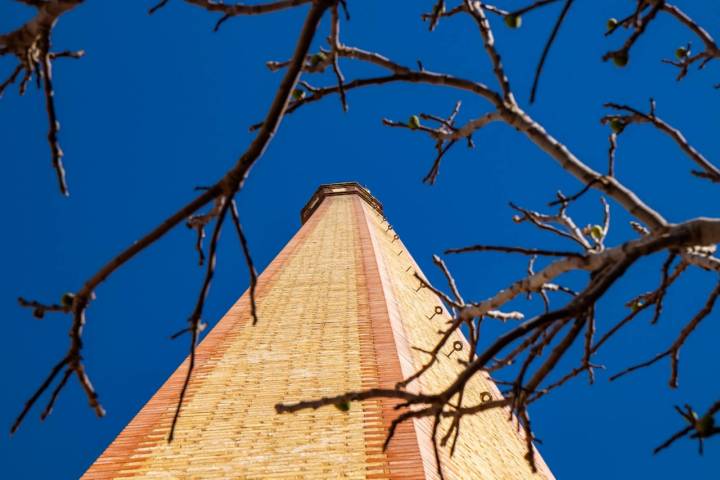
xmin=82 ymin=182 xmax=554 ymax=479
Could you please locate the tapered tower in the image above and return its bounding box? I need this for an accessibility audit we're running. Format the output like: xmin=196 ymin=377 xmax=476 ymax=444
xmin=83 ymin=182 xmax=553 ymax=479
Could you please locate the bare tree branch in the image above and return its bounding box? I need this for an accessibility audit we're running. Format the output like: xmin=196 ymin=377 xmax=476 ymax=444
xmin=610 ymin=279 xmax=720 ymax=386
xmin=230 ymin=199 xmax=258 ymax=325
xmin=12 ymin=0 xmax=334 ymax=436
xmin=10 ymin=0 xmax=720 ymax=469
xmin=529 ymin=0 xmax=573 ymax=103
xmin=604 ymin=102 xmax=720 ymax=182
xmin=1 ymin=0 xmax=84 ymax=195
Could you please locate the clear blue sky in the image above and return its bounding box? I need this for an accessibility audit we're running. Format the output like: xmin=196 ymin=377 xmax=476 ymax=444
xmin=1 ymin=1 xmax=719 ymax=478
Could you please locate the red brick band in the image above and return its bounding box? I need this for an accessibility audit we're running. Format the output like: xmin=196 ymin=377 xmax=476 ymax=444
xmin=352 ymin=197 xmax=426 ymax=480
xmin=82 ymin=201 xmax=329 ymax=479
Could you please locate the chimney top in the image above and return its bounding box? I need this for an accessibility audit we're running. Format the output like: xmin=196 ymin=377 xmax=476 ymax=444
xmin=301 ymin=182 xmax=383 ymax=223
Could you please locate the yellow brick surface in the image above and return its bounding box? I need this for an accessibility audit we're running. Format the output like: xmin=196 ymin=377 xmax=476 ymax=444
xmin=360 ymin=201 xmax=554 ymax=480
xmin=84 ymin=187 xmax=554 ymax=479
xmin=89 ymin=197 xmax=372 ymax=479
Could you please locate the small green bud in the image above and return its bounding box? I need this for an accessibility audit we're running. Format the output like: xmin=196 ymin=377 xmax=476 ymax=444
xmin=612 ymin=51 xmax=629 ymax=67
xmin=589 ymin=225 xmax=605 ymax=242
xmin=408 ymin=115 xmax=421 ymax=130
xmin=61 ymin=292 xmax=75 ymax=308
xmin=675 ymin=47 xmax=689 ymax=59
xmin=504 ymin=14 xmax=522 ymax=29
xmin=627 ymin=298 xmax=644 ymax=312
xmin=696 ymin=414 xmax=715 ymax=437
xmin=609 ymin=118 xmax=625 ymax=134
xmin=310 ymin=52 xmax=327 ymax=67
xmin=292 ymin=89 xmax=305 ymax=101
xmin=334 ymin=401 xmax=350 ymax=412
xmin=606 ymin=18 xmax=618 ymax=31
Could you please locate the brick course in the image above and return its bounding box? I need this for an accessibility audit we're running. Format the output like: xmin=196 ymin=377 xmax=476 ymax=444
xmin=82 ymin=185 xmax=554 ymax=479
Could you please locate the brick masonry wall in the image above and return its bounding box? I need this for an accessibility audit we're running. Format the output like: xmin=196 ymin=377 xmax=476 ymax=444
xmin=359 ymin=200 xmax=554 ymax=480
xmin=82 ymin=191 xmax=554 ymax=479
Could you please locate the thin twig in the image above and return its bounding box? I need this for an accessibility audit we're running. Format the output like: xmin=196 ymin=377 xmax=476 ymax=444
xmin=230 ymin=199 xmax=258 ymax=324
xmin=529 ymin=0 xmax=573 ymax=103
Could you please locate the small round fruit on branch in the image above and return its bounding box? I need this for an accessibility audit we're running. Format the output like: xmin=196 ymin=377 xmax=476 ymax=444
xmin=408 ymin=115 xmax=421 ymax=130
xmin=609 ymin=118 xmax=626 ymax=134
xmin=309 ymin=52 xmax=327 ymax=67
xmin=675 ymin=47 xmax=689 ymax=59
xmin=61 ymin=292 xmax=75 ymax=308
xmin=611 ymin=51 xmax=629 ymax=67
xmin=504 ymin=14 xmax=522 ymax=29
